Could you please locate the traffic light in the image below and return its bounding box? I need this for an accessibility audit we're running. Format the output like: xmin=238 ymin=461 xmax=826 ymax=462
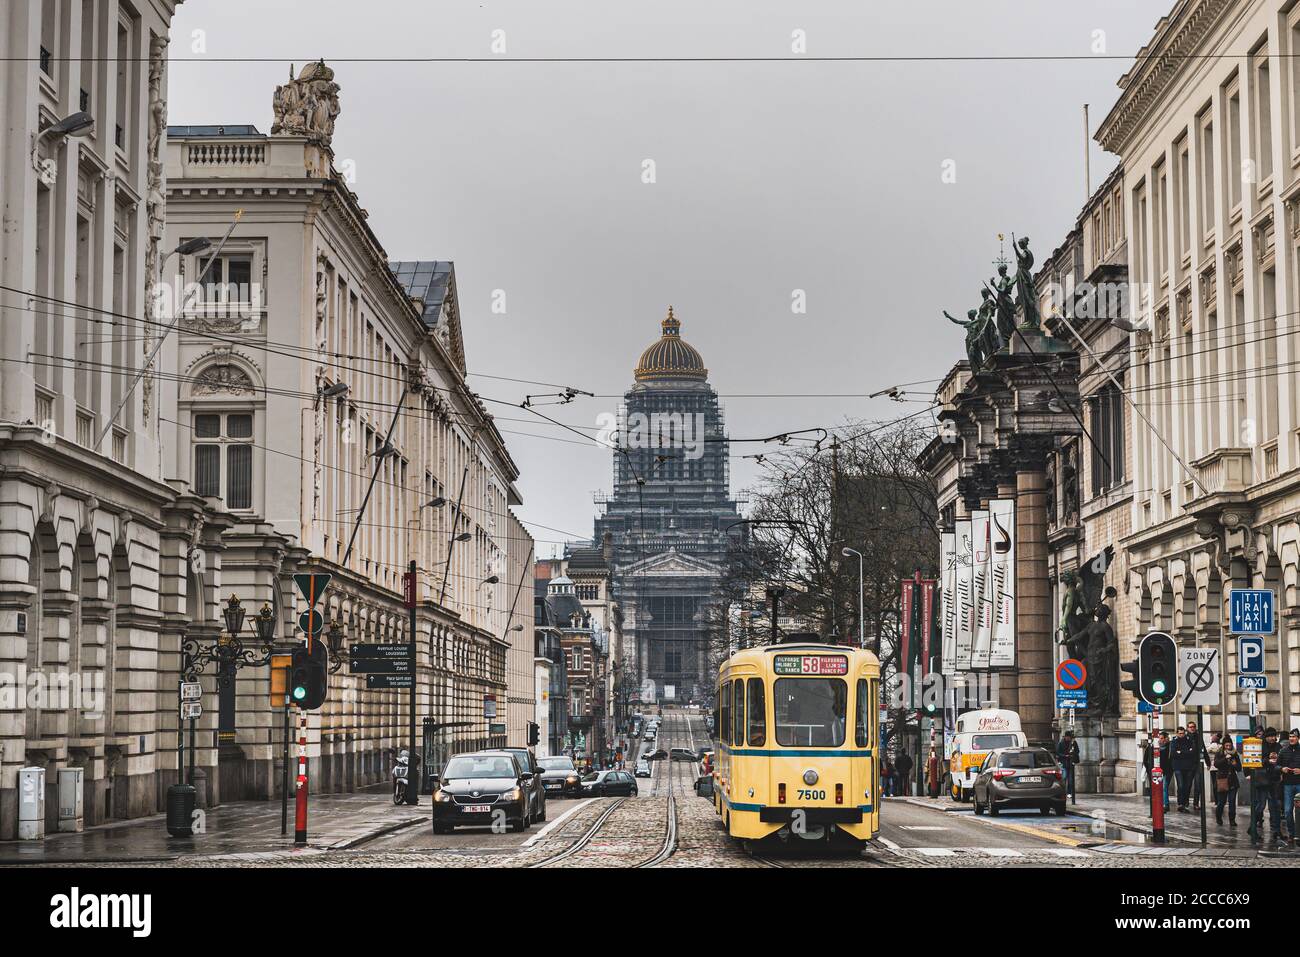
xmin=527 ymin=721 xmax=540 ymax=747
xmin=1139 ymin=631 xmax=1177 ymax=707
xmin=1122 ymin=631 xmax=1178 ymax=708
xmin=290 ymin=640 xmax=328 ymax=710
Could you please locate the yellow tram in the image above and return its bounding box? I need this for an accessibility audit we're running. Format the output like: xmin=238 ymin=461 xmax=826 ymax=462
xmin=704 ymin=639 xmax=880 ymax=851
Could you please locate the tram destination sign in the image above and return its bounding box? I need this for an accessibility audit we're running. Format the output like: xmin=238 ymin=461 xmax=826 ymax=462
xmin=774 ymin=654 xmax=848 ymax=676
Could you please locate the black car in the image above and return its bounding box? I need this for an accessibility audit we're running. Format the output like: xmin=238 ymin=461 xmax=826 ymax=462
xmin=580 ymin=769 xmax=639 ymax=797
xmin=432 ymin=752 xmax=531 ymax=833
xmin=642 ymin=748 xmax=668 ymax=761
xmin=497 ymin=747 xmax=547 ymax=824
xmin=537 ymin=755 xmax=583 ymax=797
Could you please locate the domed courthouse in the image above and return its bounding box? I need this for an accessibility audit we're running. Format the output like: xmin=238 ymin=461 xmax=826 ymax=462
xmin=594 ymin=310 xmax=744 ymax=703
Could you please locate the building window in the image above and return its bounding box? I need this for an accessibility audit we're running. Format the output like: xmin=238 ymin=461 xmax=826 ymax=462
xmin=1088 ymin=385 xmax=1125 ymax=496
xmin=1253 ymin=49 xmax=1273 ymax=186
xmin=197 ymin=253 xmax=254 ymax=304
xmin=194 ymin=412 xmax=254 ymax=509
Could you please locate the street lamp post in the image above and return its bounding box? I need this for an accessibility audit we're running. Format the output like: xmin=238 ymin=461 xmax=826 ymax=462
xmin=167 ymin=596 xmax=276 ymax=838
xmin=842 ymin=547 xmax=865 ymax=648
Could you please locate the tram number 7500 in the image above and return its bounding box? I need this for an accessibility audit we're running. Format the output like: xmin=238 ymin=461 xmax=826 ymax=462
xmin=796 ymin=788 xmax=826 ymax=801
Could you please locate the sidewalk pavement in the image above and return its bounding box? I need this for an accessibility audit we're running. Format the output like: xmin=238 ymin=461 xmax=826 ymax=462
xmin=894 ymin=790 xmax=1300 ymax=859
xmin=0 ymin=789 xmax=428 ymax=865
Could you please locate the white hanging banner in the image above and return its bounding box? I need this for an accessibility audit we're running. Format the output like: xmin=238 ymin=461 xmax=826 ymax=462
xmin=988 ymin=498 xmax=1016 ymax=668
xmin=954 ymin=519 xmax=974 ymax=671
xmin=940 ymin=531 xmax=957 ymax=677
xmin=970 ymin=510 xmax=992 ymax=669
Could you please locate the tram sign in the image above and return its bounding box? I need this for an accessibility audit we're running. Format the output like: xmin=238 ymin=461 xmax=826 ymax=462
xmin=1229 ymin=589 xmax=1275 ymax=635
xmin=774 ymin=654 xmax=848 ymax=676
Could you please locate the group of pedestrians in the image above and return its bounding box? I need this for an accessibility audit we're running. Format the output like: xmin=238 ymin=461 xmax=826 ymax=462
xmin=880 ymin=750 xmax=913 ymax=797
xmin=1141 ymin=723 xmax=1300 ymax=844
xmin=1239 ymin=727 xmax=1300 ymax=846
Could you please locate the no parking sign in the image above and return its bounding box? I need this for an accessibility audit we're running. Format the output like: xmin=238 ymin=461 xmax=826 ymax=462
xmin=1056 ymin=658 xmax=1087 ymax=691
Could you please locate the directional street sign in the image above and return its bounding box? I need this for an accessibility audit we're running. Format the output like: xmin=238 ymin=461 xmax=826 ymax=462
xmin=1056 ymin=658 xmax=1087 ymax=691
xmin=180 ymin=681 xmax=202 ymax=701
xmin=1229 ymin=589 xmax=1275 ymax=635
xmin=1238 ymin=675 xmax=1268 ymax=691
xmin=1237 ymin=636 xmax=1265 ymax=675
xmin=349 ymin=658 xmax=412 ymax=674
xmin=365 ymin=674 xmax=413 ymax=690
xmin=1179 ymin=647 xmax=1220 ymax=707
xmin=349 ymin=643 xmax=410 ymax=659
xmin=294 ymin=572 xmax=332 ymax=608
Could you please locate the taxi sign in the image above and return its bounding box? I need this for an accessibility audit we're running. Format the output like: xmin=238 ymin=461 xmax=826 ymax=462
xmin=774 ymin=654 xmax=848 ymax=676
xmin=1241 ymin=736 xmax=1263 ymax=770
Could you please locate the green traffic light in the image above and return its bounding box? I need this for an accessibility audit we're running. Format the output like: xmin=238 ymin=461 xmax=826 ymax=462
xmin=1151 ymin=679 xmax=1166 ymax=695
xmin=293 ymin=686 xmax=307 ymax=700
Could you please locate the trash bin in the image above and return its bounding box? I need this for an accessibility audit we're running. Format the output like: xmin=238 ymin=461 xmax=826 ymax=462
xmin=57 ymin=767 xmax=84 ymax=833
xmin=165 ymin=783 xmax=196 ymax=837
xmin=18 ymin=767 xmax=45 ymax=840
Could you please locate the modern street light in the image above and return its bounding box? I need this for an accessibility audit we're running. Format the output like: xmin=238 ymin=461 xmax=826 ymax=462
xmin=482 ymin=574 xmax=499 ymax=585
xmin=32 ymin=111 xmax=94 ymax=185
xmin=842 ymin=547 xmax=865 ymax=648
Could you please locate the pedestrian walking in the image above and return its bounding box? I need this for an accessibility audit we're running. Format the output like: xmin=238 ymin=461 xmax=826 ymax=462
xmin=1247 ymin=727 xmax=1283 ymax=844
xmin=1170 ymin=726 xmax=1198 ymax=812
xmin=1056 ymin=730 xmax=1080 ymax=805
xmin=1143 ymin=731 xmax=1172 ymax=813
xmin=881 ymin=760 xmax=894 ymax=797
xmin=1212 ymin=737 xmax=1242 ymax=827
xmin=1186 ymin=719 xmax=1210 ymax=810
xmin=895 ymin=750 xmax=914 ymax=796
xmin=1278 ymin=729 xmax=1300 ymax=845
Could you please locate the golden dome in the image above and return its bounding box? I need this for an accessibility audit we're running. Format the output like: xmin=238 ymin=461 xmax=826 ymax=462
xmin=634 ymin=307 xmax=708 ymax=381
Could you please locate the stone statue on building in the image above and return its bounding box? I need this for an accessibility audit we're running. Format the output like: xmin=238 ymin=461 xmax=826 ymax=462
xmin=1013 ymin=235 xmax=1041 ymax=331
xmin=946 ymin=287 xmax=1001 ymax=371
xmin=272 ymin=60 xmax=341 ymax=148
xmin=986 ymin=263 xmax=1017 ymax=343
xmin=1081 ymin=604 xmax=1119 ymax=717
xmin=1057 ymin=571 xmax=1089 ymax=660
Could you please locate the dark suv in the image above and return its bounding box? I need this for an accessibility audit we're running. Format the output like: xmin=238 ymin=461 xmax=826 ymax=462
xmin=537 ymin=755 xmax=582 ymax=797
xmin=497 ymin=747 xmax=547 ymax=824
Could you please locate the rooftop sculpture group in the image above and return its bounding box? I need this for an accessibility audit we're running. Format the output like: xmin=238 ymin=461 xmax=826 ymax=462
xmin=944 ymin=235 xmax=1042 ymax=370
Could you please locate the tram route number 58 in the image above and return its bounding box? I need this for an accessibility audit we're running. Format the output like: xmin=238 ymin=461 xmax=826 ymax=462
xmin=797 ymin=789 xmax=826 ymax=801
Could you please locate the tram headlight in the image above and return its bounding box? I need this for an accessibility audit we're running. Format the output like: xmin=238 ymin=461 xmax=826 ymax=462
xmin=803 ymin=769 xmax=819 ymax=786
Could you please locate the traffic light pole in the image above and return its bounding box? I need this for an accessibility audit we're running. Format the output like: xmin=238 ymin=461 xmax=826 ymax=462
xmin=1151 ymin=739 xmax=1166 ymax=844
xmin=295 ymin=709 xmax=309 ymax=844
xmin=281 ymin=695 xmax=290 ymax=836
xmin=405 ymin=559 xmax=419 ymax=805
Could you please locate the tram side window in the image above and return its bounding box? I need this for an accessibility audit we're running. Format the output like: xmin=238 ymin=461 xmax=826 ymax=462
xmin=732 ymin=679 xmax=744 ymax=747
xmin=855 ymin=679 xmax=870 ymax=747
xmin=747 ymin=678 xmax=766 ymax=747
xmin=720 ymin=684 xmax=730 ymax=746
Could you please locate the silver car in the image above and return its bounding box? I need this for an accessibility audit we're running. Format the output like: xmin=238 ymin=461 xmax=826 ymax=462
xmin=972 ymin=747 xmax=1067 ymax=817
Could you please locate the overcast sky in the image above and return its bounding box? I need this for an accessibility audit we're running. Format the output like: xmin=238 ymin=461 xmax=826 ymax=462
xmin=168 ymin=0 xmax=1171 ymax=556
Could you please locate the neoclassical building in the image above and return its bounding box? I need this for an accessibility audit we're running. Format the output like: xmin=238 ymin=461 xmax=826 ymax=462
xmin=1096 ymin=0 xmax=1300 ymax=744
xmin=594 ymin=310 xmax=744 ymax=704
xmin=162 ymin=64 xmax=534 ymax=799
xmin=0 ymin=0 xmax=222 ymax=835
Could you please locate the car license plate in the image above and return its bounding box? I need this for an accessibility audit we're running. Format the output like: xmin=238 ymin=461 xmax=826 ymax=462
xmin=1020 ymin=776 xmax=1042 ymax=784
xmin=462 ymin=804 xmax=492 ymax=813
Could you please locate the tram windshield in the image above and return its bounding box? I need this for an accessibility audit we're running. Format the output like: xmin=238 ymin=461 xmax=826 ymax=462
xmin=774 ymin=678 xmax=847 ymax=747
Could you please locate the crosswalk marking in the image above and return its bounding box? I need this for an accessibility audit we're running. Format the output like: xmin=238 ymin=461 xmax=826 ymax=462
xmin=899 ymin=846 xmax=1091 ymax=858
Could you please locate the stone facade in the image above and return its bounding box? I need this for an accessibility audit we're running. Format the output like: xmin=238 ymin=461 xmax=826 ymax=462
xmin=160 ymin=66 xmax=534 ymax=798
xmin=0 ymin=0 xmax=222 ymax=836
xmin=1096 ymin=0 xmax=1300 ymax=753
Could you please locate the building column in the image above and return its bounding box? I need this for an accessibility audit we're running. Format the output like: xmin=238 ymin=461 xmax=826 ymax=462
xmin=1015 ymin=462 xmax=1052 ymax=747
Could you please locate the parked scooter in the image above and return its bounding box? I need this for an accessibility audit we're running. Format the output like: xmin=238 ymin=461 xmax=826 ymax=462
xmin=392 ymin=749 xmax=410 ymax=805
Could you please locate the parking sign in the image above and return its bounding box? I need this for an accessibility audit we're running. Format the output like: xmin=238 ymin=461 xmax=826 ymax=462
xmin=1238 ymin=636 xmax=1265 ymax=675
xmin=1230 ymin=589 xmax=1275 ymax=635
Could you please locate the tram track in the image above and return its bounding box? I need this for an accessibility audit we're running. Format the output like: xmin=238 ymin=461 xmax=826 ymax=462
xmin=527 ymin=708 xmax=691 ymax=868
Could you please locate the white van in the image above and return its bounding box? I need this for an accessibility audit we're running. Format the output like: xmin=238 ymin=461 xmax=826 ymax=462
xmin=947 ymin=709 xmax=1027 ymax=802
